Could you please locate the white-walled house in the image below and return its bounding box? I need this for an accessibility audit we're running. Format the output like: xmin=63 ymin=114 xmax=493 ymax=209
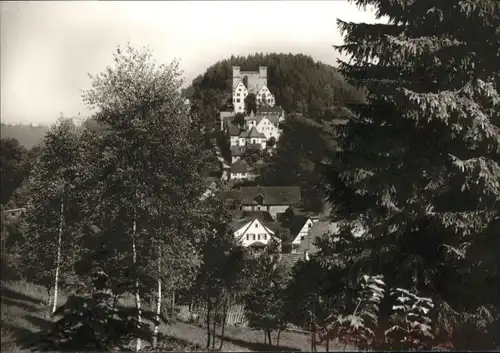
xmin=255 ymin=115 xmax=281 ymax=141
xmin=233 ymin=82 xmax=248 ymax=113
xmin=256 ymin=85 xmax=276 ymax=107
xmin=290 ymin=217 xmax=319 ymax=248
xmin=232 ymin=212 xmax=281 ymax=248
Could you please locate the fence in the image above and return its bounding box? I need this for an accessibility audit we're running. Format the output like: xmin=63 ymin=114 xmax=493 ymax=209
xmin=178 ymin=304 xmax=248 ymax=327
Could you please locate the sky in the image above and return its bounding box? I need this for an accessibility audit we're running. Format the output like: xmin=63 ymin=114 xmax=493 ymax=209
xmin=1 ymin=1 xmax=380 ymax=125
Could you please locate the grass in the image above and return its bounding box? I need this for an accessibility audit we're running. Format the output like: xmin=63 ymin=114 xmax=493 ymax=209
xmin=1 ymin=280 xmax=353 ymax=352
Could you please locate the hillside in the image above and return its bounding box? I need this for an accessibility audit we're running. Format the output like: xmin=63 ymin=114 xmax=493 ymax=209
xmin=187 ymin=53 xmax=364 ymax=129
xmin=0 ymin=124 xmax=49 ymax=150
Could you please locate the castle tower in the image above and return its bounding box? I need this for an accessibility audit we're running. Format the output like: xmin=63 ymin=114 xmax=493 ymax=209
xmin=259 ymin=66 xmax=267 ymax=79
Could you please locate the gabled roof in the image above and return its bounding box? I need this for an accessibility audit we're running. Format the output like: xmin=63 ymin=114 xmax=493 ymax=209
xmin=230 ymin=146 xmax=246 ymax=156
xmin=234 ymin=210 xmax=275 ymax=223
xmin=296 ymin=221 xmax=334 ymax=254
xmin=224 ymin=186 xmax=301 ymax=206
xmin=255 ymin=114 xmax=280 ymax=127
xmin=227 ymin=122 xmax=240 ymax=136
xmin=231 ymin=159 xmax=249 ymax=174
xmin=233 ymin=81 xmax=248 ymax=94
xmin=248 ymin=127 xmax=266 ymax=138
xmin=287 ymin=215 xmax=311 ymax=237
xmin=257 ymin=106 xmax=284 ymax=115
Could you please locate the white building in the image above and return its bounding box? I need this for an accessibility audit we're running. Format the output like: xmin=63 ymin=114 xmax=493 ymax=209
xmin=232 ymin=212 xmax=281 ymax=249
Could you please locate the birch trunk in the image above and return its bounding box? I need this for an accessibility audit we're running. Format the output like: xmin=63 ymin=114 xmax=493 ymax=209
xmin=153 ymin=245 xmax=162 ymax=349
xmin=132 ymin=207 xmax=142 ymax=352
xmin=52 ymin=198 xmax=64 ymax=315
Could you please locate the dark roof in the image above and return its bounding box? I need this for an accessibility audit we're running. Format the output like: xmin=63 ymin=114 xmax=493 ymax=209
xmin=227 ymin=122 xmax=240 ymax=136
xmin=246 ymin=143 xmax=262 ymax=150
xmin=225 ymin=186 xmax=301 ymax=206
xmin=231 ymin=160 xmax=249 ymax=174
xmin=230 ymin=211 xmax=277 ymax=232
xmin=234 ymin=210 xmax=275 ymax=223
xmin=287 ymin=215 xmax=311 ymax=236
xmin=230 ymin=146 xmax=246 ymax=156
xmin=248 ymin=127 xmax=266 ymax=138
xmin=257 ymin=106 xmax=284 ymax=115
xmin=249 ymin=241 xmax=267 ymax=248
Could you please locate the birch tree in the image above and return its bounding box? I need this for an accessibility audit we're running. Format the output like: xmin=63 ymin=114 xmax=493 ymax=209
xmin=81 ymin=43 xmax=213 ymax=351
xmin=21 ymin=118 xmax=83 ymax=315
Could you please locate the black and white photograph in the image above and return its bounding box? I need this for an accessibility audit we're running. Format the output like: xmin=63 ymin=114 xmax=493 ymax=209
xmin=1 ymin=0 xmax=499 ymax=351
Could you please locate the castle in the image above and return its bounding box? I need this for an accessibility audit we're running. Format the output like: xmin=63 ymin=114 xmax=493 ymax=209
xmin=232 ymin=66 xmax=276 ymax=113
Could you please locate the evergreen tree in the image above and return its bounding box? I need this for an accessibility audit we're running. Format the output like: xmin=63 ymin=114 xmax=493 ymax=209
xmin=321 ymin=0 xmax=500 ymax=348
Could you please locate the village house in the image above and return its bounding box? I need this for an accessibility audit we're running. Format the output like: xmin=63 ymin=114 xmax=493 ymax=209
xmin=287 ymin=216 xmax=320 ymax=252
xmin=232 ymin=66 xmax=270 ymax=113
xmin=238 ymin=127 xmax=267 ymax=150
xmin=222 ymin=186 xmax=301 ymax=220
xmin=226 ymin=122 xmax=240 ymax=146
xmin=231 ymin=211 xmax=281 ymax=251
xmin=230 ymin=159 xmax=257 ymax=181
xmin=230 ymin=146 xmax=246 ymax=164
xmin=245 ymin=112 xmax=282 ymax=141
xmin=256 ymin=84 xmax=276 ymax=107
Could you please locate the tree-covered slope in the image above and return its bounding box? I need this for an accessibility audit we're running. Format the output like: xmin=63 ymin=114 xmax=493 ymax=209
xmin=0 ymin=123 xmax=49 ymax=150
xmin=187 ymin=53 xmax=365 ymax=129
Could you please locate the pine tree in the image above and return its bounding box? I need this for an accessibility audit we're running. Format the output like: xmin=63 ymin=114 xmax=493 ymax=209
xmin=321 ymin=0 xmax=500 ymax=348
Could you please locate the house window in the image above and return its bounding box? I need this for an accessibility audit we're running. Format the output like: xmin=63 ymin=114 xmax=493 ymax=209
xmin=253 ymin=234 xmax=256 ymax=240
xmin=236 ymin=98 xmax=241 ymax=103
xmin=264 ymin=234 xmax=267 ymax=240
xmin=308 ymin=223 xmax=312 ymax=228
xmin=258 ymin=234 xmax=261 ymax=240
xmin=246 ymin=234 xmax=249 ymax=240
xmin=255 ymin=223 xmax=258 ymax=228
xmin=300 ymin=235 xmax=305 ymax=241
xmin=237 ymin=93 xmax=240 ymax=97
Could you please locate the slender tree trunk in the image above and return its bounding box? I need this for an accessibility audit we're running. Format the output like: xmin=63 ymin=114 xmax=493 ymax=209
xmin=211 ymin=295 xmax=219 ymax=350
xmin=171 ymin=291 xmax=176 ymax=317
xmin=326 ymin=338 xmax=330 ymax=352
xmin=277 ymin=328 xmax=282 ymax=347
xmin=132 ymin=207 xmax=142 ymax=352
xmin=267 ymin=329 xmax=272 ymax=346
xmin=52 ymin=198 xmax=64 ymax=315
xmin=264 ymin=330 xmax=267 ymax=345
xmin=206 ymin=301 xmax=211 ymax=349
xmin=153 ymin=245 xmax=162 ymax=349
xmin=218 ymin=297 xmax=228 ymax=351
xmin=46 ymin=286 xmax=53 ymax=317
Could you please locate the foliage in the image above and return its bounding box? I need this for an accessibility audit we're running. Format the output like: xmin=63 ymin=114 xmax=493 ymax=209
xmin=320 ymin=0 xmax=500 ymax=349
xmin=243 ymin=247 xmax=287 ymax=346
xmin=384 ymin=288 xmax=435 ymax=350
xmin=244 ymin=93 xmax=257 ymax=115
xmin=1 ymin=138 xmax=28 ymax=204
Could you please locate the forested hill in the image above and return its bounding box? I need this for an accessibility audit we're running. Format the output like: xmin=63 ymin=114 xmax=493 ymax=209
xmin=186 ymin=53 xmax=365 ymax=129
xmin=1 ymin=123 xmax=49 ymax=149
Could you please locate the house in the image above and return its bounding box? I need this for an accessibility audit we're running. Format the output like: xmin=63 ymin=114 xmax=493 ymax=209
xmin=237 ymin=127 xmax=267 ymax=150
xmin=255 ymin=115 xmax=281 ymax=141
xmin=287 ymin=216 xmax=319 ymax=252
xmin=230 ymin=159 xmax=256 ymax=181
xmin=226 ymin=122 xmax=240 ymax=146
xmin=233 ymin=81 xmax=248 ymax=113
xmin=222 ymin=186 xmax=301 ymax=220
xmin=256 ymin=84 xmax=276 ymax=107
xmin=220 ymin=111 xmax=236 ymax=131
xmin=232 ymin=211 xmax=281 ymax=249
xmin=256 ymin=106 xmax=285 ymax=122
xmin=230 ymin=146 xmax=246 ymax=164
